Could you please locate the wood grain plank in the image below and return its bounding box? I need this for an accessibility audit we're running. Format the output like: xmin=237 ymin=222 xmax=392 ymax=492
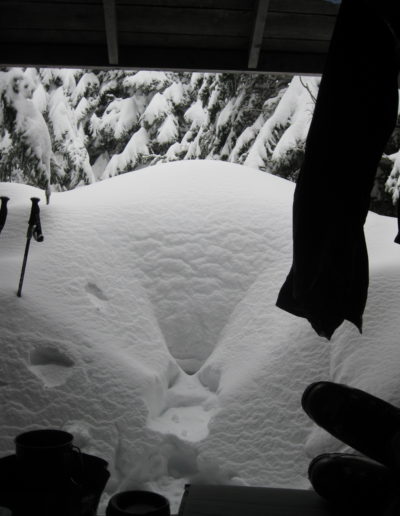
xmin=0 ymin=42 xmax=327 ymax=74
xmin=265 ymin=12 xmax=336 ymax=40
xmin=0 ymin=29 xmax=249 ymax=50
xmin=118 ymin=32 xmax=249 ymax=49
xmin=118 ymin=0 xmax=254 ymax=9
xmin=11 ymin=0 xmax=336 ymax=15
xmin=269 ymin=0 xmax=339 ymax=15
xmin=0 ymin=43 xmax=109 ymax=68
xmin=0 ymin=28 xmax=330 ymax=55
xmin=20 ymin=0 xmax=253 ymax=8
xmin=263 ymin=37 xmax=330 ymax=54
xmin=0 ymin=3 xmax=253 ymax=36
xmin=1 ymin=3 xmax=336 ymax=40
xmin=16 ymin=0 xmax=101 ymax=3
xmin=117 ymin=6 xmax=253 ymax=36
xmin=0 ymin=2 xmax=104 ymax=30
xmin=0 ymin=29 xmax=105 ymax=45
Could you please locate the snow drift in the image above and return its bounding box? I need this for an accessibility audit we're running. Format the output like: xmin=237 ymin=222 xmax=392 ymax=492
xmin=0 ymin=160 xmax=399 ymax=513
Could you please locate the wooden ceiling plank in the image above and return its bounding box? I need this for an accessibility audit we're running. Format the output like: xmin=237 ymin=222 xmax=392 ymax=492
xmin=118 ymin=0 xmax=253 ymax=9
xmin=103 ymin=0 xmax=119 ymax=65
xmin=4 ymin=0 xmax=251 ymax=8
xmin=269 ymin=0 xmax=338 ymax=16
xmin=0 ymin=43 xmax=247 ymax=70
xmin=117 ymin=6 xmax=252 ymax=37
xmin=0 ymin=4 xmax=252 ymax=38
xmin=248 ymin=0 xmax=270 ymax=69
xmin=266 ymin=12 xmax=335 ymax=41
xmin=0 ymin=3 xmax=104 ymax=31
xmin=1 ymin=6 xmax=333 ymax=40
xmin=0 ymin=28 xmax=106 ymax=46
xmin=0 ymin=28 xmax=249 ymax=51
xmin=0 ymin=42 xmax=326 ymax=74
xmin=263 ymin=37 xmax=329 ymax=54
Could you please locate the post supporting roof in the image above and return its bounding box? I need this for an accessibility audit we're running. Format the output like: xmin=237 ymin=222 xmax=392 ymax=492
xmin=103 ymin=0 xmax=119 ymax=65
xmin=248 ymin=0 xmax=270 ymax=69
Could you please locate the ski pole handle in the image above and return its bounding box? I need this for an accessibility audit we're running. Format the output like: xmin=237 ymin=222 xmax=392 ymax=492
xmin=29 ymin=197 xmax=44 ymax=242
xmin=0 ymin=196 xmax=10 ymax=234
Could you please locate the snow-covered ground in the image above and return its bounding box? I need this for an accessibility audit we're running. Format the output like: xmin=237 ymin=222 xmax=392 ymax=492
xmin=1 ymin=160 xmax=399 ymax=513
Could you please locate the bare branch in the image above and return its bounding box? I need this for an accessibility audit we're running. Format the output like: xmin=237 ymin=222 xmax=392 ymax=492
xmin=299 ymin=76 xmax=317 ymax=104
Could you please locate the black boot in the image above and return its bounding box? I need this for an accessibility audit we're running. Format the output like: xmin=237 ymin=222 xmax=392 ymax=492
xmin=308 ymin=452 xmax=396 ymax=513
xmin=302 ymin=382 xmax=400 ymax=469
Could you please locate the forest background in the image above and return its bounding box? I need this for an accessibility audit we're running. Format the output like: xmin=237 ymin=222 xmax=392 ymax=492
xmin=1 ymin=67 xmax=400 ymax=216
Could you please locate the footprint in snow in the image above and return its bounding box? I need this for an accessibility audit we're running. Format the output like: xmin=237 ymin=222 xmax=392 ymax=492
xmin=28 ymin=346 xmax=75 ymax=388
xmin=85 ymin=282 xmax=109 ymax=312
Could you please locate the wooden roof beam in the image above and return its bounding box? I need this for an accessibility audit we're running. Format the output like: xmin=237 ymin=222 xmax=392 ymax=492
xmin=248 ymin=0 xmax=270 ymax=69
xmin=103 ymin=0 xmax=119 ymax=65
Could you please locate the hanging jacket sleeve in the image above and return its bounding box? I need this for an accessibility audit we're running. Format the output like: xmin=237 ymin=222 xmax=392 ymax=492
xmin=276 ymin=0 xmax=400 ymax=339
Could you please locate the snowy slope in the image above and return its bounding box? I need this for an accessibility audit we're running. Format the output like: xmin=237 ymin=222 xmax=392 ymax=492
xmin=0 ymin=160 xmax=399 ymax=512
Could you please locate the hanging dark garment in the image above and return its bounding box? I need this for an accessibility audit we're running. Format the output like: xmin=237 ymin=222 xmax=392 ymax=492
xmin=276 ymin=0 xmax=400 ymax=339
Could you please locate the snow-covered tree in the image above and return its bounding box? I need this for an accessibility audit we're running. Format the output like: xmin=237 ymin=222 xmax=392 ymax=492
xmin=0 ymin=68 xmax=52 ymax=201
xmin=47 ymin=81 xmax=94 ymax=189
xmin=243 ymin=76 xmax=319 ymax=178
xmin=1 ymin=67 xmax=400 ymax=216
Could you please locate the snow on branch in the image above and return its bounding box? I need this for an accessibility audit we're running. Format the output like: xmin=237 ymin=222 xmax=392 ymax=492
xmin=102 ymin=127 xmax=149 ymax=178
xmin=97 ymin=97 xmax=141 ymax=139
xmin=123 ymin=71 xmax=171 ymax=94
xmin=385 ymin=151 xmax=400 ymax=203
xmin=141 ymin=93 xmax=170 ymax=127
xmin=157 ymin=114 xmax=179 ymax=146
xmin=244 ymin=76 xmax=318 ymax=171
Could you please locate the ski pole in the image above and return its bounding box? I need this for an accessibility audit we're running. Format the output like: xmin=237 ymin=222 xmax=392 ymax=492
xmin=17 ymin=197 xmax=44 ymax=298
xmin=0 ymin=196 xmax=9 ymax=234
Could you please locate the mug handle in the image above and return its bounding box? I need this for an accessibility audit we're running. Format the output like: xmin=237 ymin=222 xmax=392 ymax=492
xmin=71 ymin=445 xmax=85 ymax=486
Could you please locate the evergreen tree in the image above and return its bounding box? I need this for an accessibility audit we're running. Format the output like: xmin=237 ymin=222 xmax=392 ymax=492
xmin=1 ymin=67 xmax=400 ymax=216
xmin=0 ymin=68 xmax=51 ymax=199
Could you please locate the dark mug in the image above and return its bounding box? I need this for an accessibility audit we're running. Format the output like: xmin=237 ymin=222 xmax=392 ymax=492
xmin=106 ymin=490 xmax=170 ymax=516
xmin=15 ymin=429 xmax=82 ymax=485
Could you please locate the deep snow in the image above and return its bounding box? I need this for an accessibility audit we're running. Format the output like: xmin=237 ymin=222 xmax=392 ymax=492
xmin=1 ymin=160 xmax=399 ymax=513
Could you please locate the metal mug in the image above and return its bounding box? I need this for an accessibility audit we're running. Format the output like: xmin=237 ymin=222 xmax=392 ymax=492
xmin=15 ymin=429 xmax=82 ymax=485
xmin=106 ymin=490 xmax=171 ymax=516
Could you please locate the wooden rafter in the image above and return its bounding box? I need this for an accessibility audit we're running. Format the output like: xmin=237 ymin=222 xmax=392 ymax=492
xmin=103 ymin=0 xmax=119 ymax=65
xmin=0 ymin=0 xmax=339 ymax=74
xmin=248 ymin=0 xmax=270 ymax=69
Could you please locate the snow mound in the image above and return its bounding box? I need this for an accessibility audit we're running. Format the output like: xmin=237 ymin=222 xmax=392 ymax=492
xmin=1 ymin=160 xmax=398 ymax=512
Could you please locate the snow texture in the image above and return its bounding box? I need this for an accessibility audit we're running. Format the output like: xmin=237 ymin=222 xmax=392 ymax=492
xmin=0 ymin=160 xmax=398 ymax=512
